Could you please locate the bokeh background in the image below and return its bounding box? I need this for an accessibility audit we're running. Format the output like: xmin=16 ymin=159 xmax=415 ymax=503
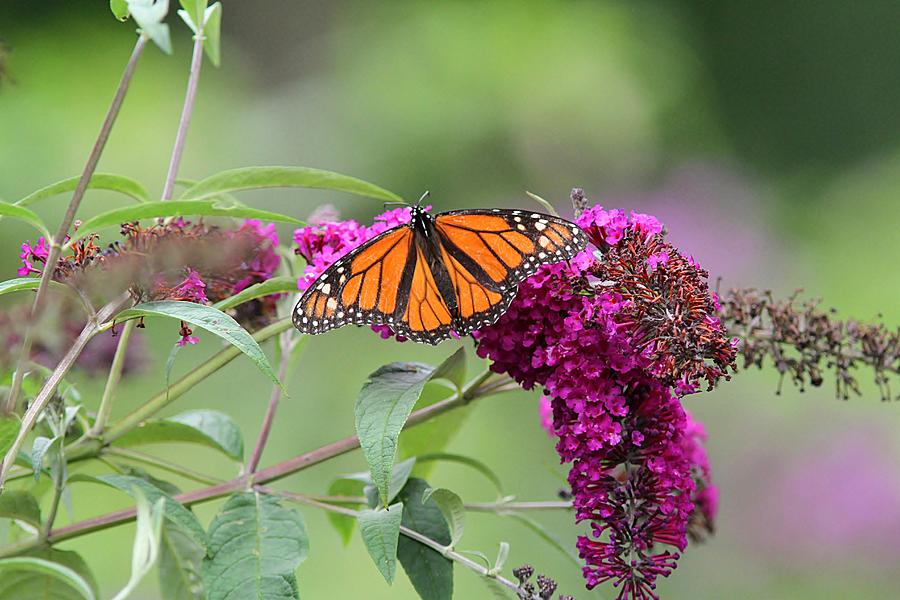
xmin=2 ymin=1 xmax=900 ymax=598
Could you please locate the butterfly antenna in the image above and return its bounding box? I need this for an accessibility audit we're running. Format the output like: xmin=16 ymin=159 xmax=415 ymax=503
xmin=417 ymin=191 xmax=431 ymax=207
xmin=382 ymin=200 xmax=410 ymax=210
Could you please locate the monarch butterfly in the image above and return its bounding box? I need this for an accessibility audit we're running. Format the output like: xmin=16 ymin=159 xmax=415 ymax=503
xmin=293 ymin=197 xmax=587 ymax=345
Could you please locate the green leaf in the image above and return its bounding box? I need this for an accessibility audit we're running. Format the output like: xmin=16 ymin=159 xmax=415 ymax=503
xmin=212 ymin=276 xmax=298 ymax=312
xmin=71 ymin=199 xmax=302 ymax=243
xmin=491 ymin=541 xmax=510 ymax=575
xmin=416 ymin=453 xmax=503 ymax=496
xmin=110 ymin=0 xmax=130 ymax=20
xmin=0 ymin=279 xmax=74 ymax=305
xmin=356 ymin=350 xmax=465 ymax=507
xmin=0 ymin=201 xmax=51 ymax=238
xmin=0 ymin=490 xmax=42 ymax=527
xmin=15 ymin=173 xmax=150 ymax=207
xmin=325 ymin=478 xmax=365 ymax=545
xmin=129 ymin=0 xmax=172 ymax=54
xmin=69 ymin=474 xmax=206 ymax=546
xmin=121 ymin=465 xmax=182 ymax=496
xmin=112 ymin=489 xmax=165 ymax=600
xmin=180 ymin=166 xmax=403 ymax=203
xmin=177 ymin=0 xmax=206 ymax=27
xmin=113 ymin=301 xmax=285 ymax=392
xmin=358 ymin=503 xmax=403 ymax=584
xmin=504 ymin=513 xmax=581 ymax=569
xmin=31 ymin=436 xmax=60 ymax=482
xmin=202 ymin=492 xmax=308 ymax=600
xmin=114 ymin=409 xmax=244 ymax=461
xmin=0 ymin=549 xmax=99 ymax=600
xmin=0 ymin=416 xmax=20 ymax=458
xmin=202 ymin=3 xmax=222 ymax=66
xmin=159 ymin=523 xmax=204 ymax=600
xmin=0 ymin=557 xmax=96 ymax=600
xmin=421 ymin=488 xmax=464 ymax=547
xmin=398 ymin=353 xmax=470 ymax=474
xmin=396 ymin=479 xmax=453 ymax=600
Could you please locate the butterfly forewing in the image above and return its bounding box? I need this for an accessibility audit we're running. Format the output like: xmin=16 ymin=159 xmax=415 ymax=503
xmin=293 ymin=208 xmax=587 ymax=345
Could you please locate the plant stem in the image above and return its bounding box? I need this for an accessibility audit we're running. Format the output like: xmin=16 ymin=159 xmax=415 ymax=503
xmin=42 ymin=445 xmax=66 ymax=539
xmin=268 ymin=488 xmax=526 ymax=596
xmin=0 ymin=370 xmax=511 ymax=555
xmin=301 ymin=494 xmax=573 ymax=512
xmin=0 ymin=295 xmax=130 ymax=490
xmin=101 ymin=318 xmax=293 ymax=444
xmin=89 ymin=320 xmax=137 ymax=438
xmin=465 ymin=500 xmax=573 ymax=512
xmin=161 ymin=31 xmax=205 ymax=200
xmin=103 ymin=447 xmax=223 ymax=486
xmin=4 ymin=35 xmax=148 ymax=415
xmin=246 ymin=331 xmax=294 ymax=476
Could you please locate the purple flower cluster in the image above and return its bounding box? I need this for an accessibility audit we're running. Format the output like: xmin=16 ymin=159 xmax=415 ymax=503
xmin=475 ymin=204 xmax=730 ymax=599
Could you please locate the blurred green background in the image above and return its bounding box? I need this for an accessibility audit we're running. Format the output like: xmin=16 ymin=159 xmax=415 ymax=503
xmin=2 ymin=1 xmax=900 ymax=598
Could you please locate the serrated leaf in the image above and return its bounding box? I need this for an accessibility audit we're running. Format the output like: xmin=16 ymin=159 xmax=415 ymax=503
xmin=325 ymin=478 xmax=365 ymax=545
xmin=159 ymin=523 xmax=204 ymax=600
xmin=69 ymin=474 xmax=206 ymax=546
xmin=0 ymin=201 xmax=51 ymax=238
xmin=358 ymin=504 xmax=403 ymax=584
xmin=356 ymin=350 xmax=465 ymax=507
xmin=396 ymin=479 xmax=453 ymax=600
xmin=31 ymin=436 xmax=59 ymax=482
xmin=0 ymin=490 xmax=42 ymax=527
xmin=114 ymin=409 xmax=244 ymax=461
xmin=15 ymin=173 xmax=149 ymax=207
xmin=202 ymin=3 xmax=221 ymax=66
xmin=0 ymin=557 xmax=96 ymax=600
xmin=110 ymin=0 xmax=130 ymax=20
xmin=421 ymin=488 xmax=464 ymax=547
xmin=415 ymin=453 xmax=503 ymax=496
xmin=180 ymin=166 xmax=403 ymax=203
xmin=113 ymin=301 xmax=285 ymax=392
xmin=212 ymin=276 xmax=298 ymax=312
xmin=202 ymin=492 xmax=308 ymax=600
xmin=71 ymin=200 xmax=302 ymax=243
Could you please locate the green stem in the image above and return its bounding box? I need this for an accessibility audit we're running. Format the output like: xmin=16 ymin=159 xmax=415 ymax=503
xmin=4 ymin=35 xmax=148 ymax=415
xmin=268 ymin=488 xmax=527 ymax=596
xmin=161 ymin=28 xmax=205 ymax=200
xmin=89 ymin=320 xmax=137 ymax=438
xmin=0 ymin=295 xmax=129 ymax=490
xmin=301 ymin=494 xmax=573 ymax=512
xmin=101 ymin=318 xmax=292 ymax=444
xmin=42 ymin=447 xmax=66 ymax=539
xmin=103 ymin=447 xmax=223 ymax=486
xmin=0 ymin=370 xmax=511 ymax=556
xmin=246 ymin=331 xmax=294 ymax=475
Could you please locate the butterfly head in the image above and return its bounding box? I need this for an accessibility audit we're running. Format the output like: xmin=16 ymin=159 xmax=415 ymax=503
xmin=410 ymin=191 xmax=433 ymax=231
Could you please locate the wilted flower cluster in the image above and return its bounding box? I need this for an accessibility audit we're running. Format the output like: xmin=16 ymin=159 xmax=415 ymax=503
xmin=15 ymin=218 xmax=282 ymax=347
xmin=474 ymin=200 xmax=733 ymax=598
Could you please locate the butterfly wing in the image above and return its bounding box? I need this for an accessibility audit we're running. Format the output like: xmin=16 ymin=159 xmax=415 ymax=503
xmin=293 ymin=226 xmax=417 ymax=334
xmin=432 ymin=208 xmax=587 ymax=335
xmin=294 ymin=208 xmax=587 ymax=345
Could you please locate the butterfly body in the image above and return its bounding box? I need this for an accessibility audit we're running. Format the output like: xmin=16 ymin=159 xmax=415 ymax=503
xmin=293 ymin=204 xmax=587 ymax=344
